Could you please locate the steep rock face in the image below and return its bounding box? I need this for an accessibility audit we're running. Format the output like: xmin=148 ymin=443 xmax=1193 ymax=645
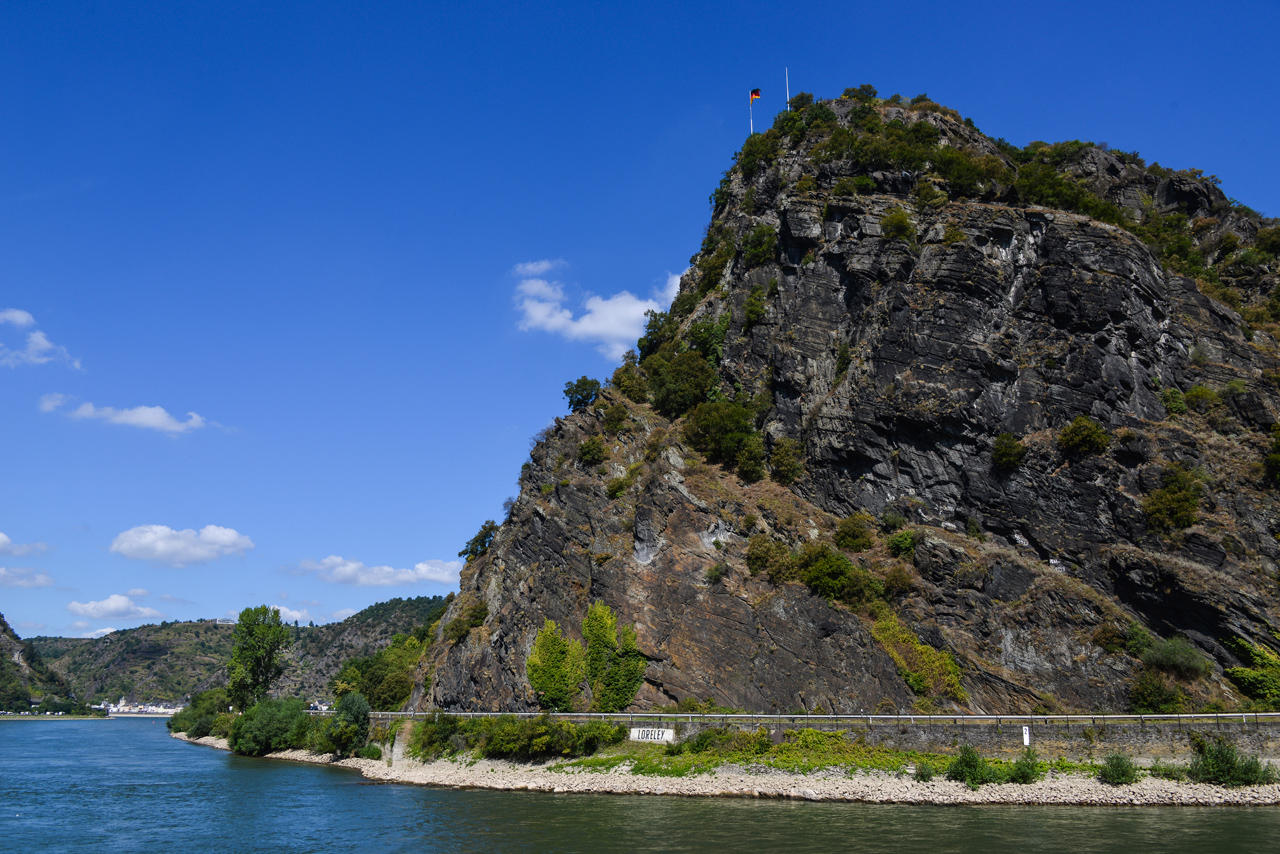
xmin=423 ymin=93 xmax=1280 ymax=714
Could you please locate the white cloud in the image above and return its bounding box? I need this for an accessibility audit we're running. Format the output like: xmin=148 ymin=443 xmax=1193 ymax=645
xmin=0 ymin=567 xmax=54 ymax=588
xmin=39 ymin=392 xmax=69 ymax=413
xmin=512 ymin=258 xmax=566 ymax=277
xmin=110 ymin=524 xmax=254 ymax=567
xmin=300 ymin=554 xmax=461 ymax=586
xmin=512 ymin=264 xmax=687 ymax=360
xmin=126 ymin=587 xmax=149 ymax=598
xmin=0 ymin=309 xmax=79 ymax=369
xmin=0 ymin=308 xmax=35 ymax=327
xmin=331 ymin=608 xmax=358 ymax=621
xmin=67 ymin=593 xmax=162 ymax=620
xmin=82 ymin=627 xmax=117 ymax=639
xmin=273 ymin=604 xmax=310 ymax=624
xmin=0 ymin=532 xmax=47 ymax=556
xmin=69 ymin=401 xmax=206 ymax=434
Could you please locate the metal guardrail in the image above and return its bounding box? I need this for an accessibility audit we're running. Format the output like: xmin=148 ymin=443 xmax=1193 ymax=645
xmin=308 ymin=709 xmax=1280 ymax=728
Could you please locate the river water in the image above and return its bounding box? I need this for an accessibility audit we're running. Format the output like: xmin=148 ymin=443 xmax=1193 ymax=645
xmin=2 ymin=718 xmax=1278 ymax=852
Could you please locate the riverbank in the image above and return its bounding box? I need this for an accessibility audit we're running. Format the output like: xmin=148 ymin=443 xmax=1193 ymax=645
xmin=170 ymin=731 xmax=1280 ymax=806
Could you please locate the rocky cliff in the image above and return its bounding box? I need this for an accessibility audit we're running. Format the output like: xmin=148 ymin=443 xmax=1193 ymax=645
xmin=422 ymin=89 xmax=1280 ymax=715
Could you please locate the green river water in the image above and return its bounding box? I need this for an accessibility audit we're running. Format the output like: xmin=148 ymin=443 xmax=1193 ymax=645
xmin=2 ymin=717 xmax=1277 ymax=852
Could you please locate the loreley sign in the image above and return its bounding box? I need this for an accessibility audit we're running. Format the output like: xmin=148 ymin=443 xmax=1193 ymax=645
xmin=629 ymin=727 xmax=675 ymax=744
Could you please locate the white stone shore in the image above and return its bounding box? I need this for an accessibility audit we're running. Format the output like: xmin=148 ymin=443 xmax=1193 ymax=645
xmin=169 ymin=732 xmax=1280 ymax=806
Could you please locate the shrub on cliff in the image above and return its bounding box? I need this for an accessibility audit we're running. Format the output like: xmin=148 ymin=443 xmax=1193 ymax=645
xmin=683 ymin=401 xmax=754 ymax=467
xmin=880 ymin=207 xmax=916 ymax=243
xmin=458 ymin=519 xmax=498 ymax=562
xmin=576 ymin=436 xmax=607 ymax=466
xmin=643 ymin=350 xmax=716 ymax=418
xmin=742 ymin=225 xmax=778 ymax=268
xmin=1142 ymin=636 xmax=1211 ymax=679
xmin=834 ymin=513 xmax=875 ymax=552
xmin=991 ymin=432 xmax=1027 ymax=473
xmin=1056 ymin=415 xmax=1110 ymax=457
xmin=769 ymin=437 xmax=805 ymax=485
xmin=1142 ymin=465 xmax=1203 ymax=532
xmin=735 ymin=433 xmax=766 ymax=483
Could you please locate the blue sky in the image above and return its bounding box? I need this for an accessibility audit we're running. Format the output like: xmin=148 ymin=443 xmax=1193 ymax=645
xmin=3 ymin=0 xmax=1278 ymax=638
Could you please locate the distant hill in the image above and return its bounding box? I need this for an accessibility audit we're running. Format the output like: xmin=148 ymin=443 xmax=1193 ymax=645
xmin=31 ymin=595 xmax=448 ymax=704
xmin=1 ymin=611 xmax=74 ymax=711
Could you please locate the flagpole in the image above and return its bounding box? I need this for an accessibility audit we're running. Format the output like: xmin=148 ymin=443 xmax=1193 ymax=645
xmin=786 ymin=68 xmax=791 ymax=110
xmin=749 ymin=94 xmax=754 ymax=135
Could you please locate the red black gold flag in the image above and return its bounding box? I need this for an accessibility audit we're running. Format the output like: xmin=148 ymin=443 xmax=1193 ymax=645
xmin=749 ymin=88 xmax=761 ymax=102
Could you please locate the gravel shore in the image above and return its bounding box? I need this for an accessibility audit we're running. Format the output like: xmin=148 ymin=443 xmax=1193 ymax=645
xmin=169 ymin=731 xmax=1280 ymax=805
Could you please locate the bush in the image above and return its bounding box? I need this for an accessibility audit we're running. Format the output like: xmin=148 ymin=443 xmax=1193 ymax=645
xmin=357 ymin=744 xmax=382 ymax=760
xmin=913 ymin=762 xmax=935 ymax=782
xmin=886 ymin=529 xmax=916 ymax=558
xmin=577 ymin=437 xmax=607 ymax=466
xmin=683 ymin=402 xmax=755 ymax=466
xmin=745 ymin=535 xmax=794 ymax=581
xmin=1057 ymin=415 xmax=1110 ymax=457
xmin=1160 ymin=387 xmax=1187 ymax=415
xmin=1184 ymin=384 xmax=1220 ymax=412
xmin=991 ymin=433 xmax=1027 ymax=472
xmin=1098 ymin=753 xmax=1139 ymax=785
xmin=742 ymin=224 xmax=777 ymax=268
xmin=880 ymin=510 xmax=908 ymax=533
xmin=168 ymin=688 xmax=230 ymax=736
xmin=229 ymin=698 xmax=309 ymax=756
xmin=834 ymin=513 xmax=875 ymax=552
xmin=410 ymin=713 xmax=626 ymax=763
xmin=705 ymin=562 xmax=729 ymax=584
xmin=563 ymin=376 xmax=601 ymax=413
xmin=603 ymin=403 xmax=629 ymax=433
xmin=743 ymin=285 xmax=767 ymax=331
xmin=1142 ymin=637 xmax=1211 ymax=679
xmin=794 ymin=542 xmax=883 ymax=605
xmin=1186 ymin=734 xmax=1278 ymax=786
xmin=946 ymin=745 xmax=998 ymax=789
xmin=880 ymin=207 xmax=915 ymax=243
xmin=1006 ymin=747 xmax=1043 ymax=784
xmin=1143 ymin=465 xmax=1203 ymax=532
xmin=769 ymin=438 xmax=805 ymax=485
xmin=644 ymin=350 xmax=717 ymax=418
xmin=443 ymin=603 xmax=488 ymax=645
xmin=1130 ymin=669 xmax=1185 ymax=713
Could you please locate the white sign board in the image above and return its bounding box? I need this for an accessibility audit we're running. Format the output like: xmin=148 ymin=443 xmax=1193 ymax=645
xmin=1022 ymin=726 xmax=1030 ymax=746
xmin=629 ymin=727 xmax=675 ymax=744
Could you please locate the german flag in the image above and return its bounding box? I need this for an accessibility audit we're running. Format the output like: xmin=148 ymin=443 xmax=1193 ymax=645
xmin=749 ymin=88 xmax=761 ymax=102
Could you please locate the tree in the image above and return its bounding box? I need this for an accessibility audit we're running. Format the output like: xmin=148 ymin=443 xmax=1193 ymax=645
xmin=525 ymin=619 xmax=585 ymax=712
xmin=458 ymin=519 xmax=498 ymax=562
xmin=227 ymin=605 xmax=291 ymax=711
xmin=329 ymin=690 xmax=371 ymax=757
xmin=581 ymin=602 xmax=647 ymax=712
xmin=563 ymin=376 xmax=601 ymax=413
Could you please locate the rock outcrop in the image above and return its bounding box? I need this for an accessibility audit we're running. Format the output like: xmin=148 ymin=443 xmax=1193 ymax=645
xmin=422 ymin=91 xmax=1280 ymax=714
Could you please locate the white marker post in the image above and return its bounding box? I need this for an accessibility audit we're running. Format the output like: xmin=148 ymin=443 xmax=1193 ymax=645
xmin=1022 ymin=725 xmax=1031 ymax=747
